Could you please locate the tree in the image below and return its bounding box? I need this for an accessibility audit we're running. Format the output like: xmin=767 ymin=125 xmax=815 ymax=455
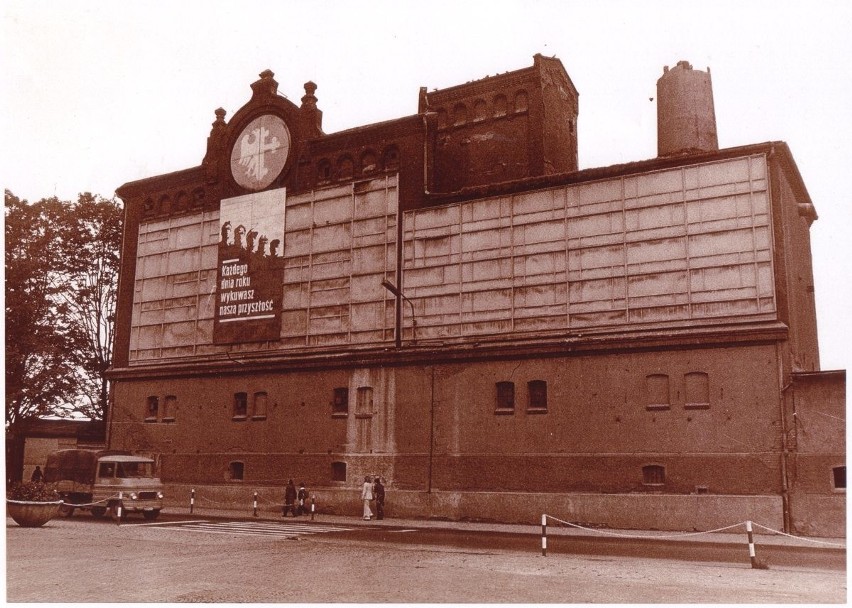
xmin=5 ymin=190 xmax=122 ymax=425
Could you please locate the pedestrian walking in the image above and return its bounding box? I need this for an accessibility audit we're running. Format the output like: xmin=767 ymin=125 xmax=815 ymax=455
xmin=373 ymin=476 xmax=385 ymax=520
xmin=361 ymin=475 xmax=373 ymax=520
xmin=283 ymin=479 xmax=297 ymax=517
xmin=297 ymin=482 xmax=308 ymax=516
xmin=30 ymin=466 xmax=44 ymax=483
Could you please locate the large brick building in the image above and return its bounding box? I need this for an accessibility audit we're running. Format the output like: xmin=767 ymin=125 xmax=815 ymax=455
xmin=110 ymin=55 xmax=844 ymax=535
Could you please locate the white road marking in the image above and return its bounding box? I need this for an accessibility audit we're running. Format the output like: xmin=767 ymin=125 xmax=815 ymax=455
xmin=147 ymin=520 xmax=352 ymax=539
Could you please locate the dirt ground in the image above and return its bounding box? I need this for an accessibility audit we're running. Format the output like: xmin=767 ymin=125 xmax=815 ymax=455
xmin=6 ymin=517 xmax=846 ymax=603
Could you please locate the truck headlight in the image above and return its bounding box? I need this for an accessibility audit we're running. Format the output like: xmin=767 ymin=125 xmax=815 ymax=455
xmin=157 ymin=492 xmax=164 ymax=499
xmin=129 ymin=493 xmax=138 ymax=500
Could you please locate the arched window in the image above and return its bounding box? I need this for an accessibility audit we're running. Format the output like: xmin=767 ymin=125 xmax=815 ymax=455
xmin=331 ymin=461 xmax=347 ymax=482
xmin=493 ymin=95 xmax=508 ymax=117
xmin=337 ymin=155 xmax=354 ymax=181
xmin=145 ymin=396 xmax=159 ymax=422
xmin=453 ymin=103 xmax=467 ymax=126
xmin=473 ymin=99 xmax=488 ymax=122
xmin=514 ymin=90 xmax=529 ymax=113
xmin=383 ymin=146 xmax=400 ymax=171
xmin=317 ymin=159 xmax=332 ymax=183
xmin=228 ymin=461 xmax=244 ymax=481
xmin=360 ymin=150 xmax=378 ymax=175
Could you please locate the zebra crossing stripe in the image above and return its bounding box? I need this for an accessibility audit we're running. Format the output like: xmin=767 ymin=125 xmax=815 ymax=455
xmin=150 ymin=520 xmax=352 ymax=539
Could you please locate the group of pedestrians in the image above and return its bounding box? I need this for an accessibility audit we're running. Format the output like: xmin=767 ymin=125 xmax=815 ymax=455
xmin=282 ymin=479 xmax=310 ymax=517
xmin=282 ymin=475 xmax=386 ymax=521
xmin=361 ymin=475 xmax=385 ymax=521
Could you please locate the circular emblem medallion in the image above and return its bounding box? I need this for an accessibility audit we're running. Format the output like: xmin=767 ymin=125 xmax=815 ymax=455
xmin=230 ymin=114 xmax=291 ymax=190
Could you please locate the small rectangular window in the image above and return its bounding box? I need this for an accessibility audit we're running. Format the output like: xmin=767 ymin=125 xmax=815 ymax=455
xmin=162 ymin=395 xmax=176 ymax=422
xmin=833 ymin=466 xmax=846 ymax=491
xmin=645 ymin=374 xmax=670 ymax=411
xmin=332 ymin=387 xmax=349 ymax=417
xmin=252 ymin=392 xmax=268 ymax=420
xmin=642 ymin=464 xmax=665 ymax=486
xmin=496 ymin=381 xmax=515 ymax=414
xmin=233 ymin=392 xmax=248 ymax=420
xmin=527 ymin=380 xmax=548 ymax=413
xmin=684 ymin=372 xmax=710 ymax=409
xmin=145 ymin=396 xmax=159 ymax=422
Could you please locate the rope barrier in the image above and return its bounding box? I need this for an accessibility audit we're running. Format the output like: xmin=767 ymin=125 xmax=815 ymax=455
xmin=60 ymin=495 xmax=121 ymax=508
xmin=751 ymin=522 xmax=847 ymax=548
xmin=545 ymin=515 xmax=745 ymax=539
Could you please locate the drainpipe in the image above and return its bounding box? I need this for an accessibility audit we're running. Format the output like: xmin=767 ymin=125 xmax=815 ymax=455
xmin=777 ymin=344 xmax=792 ymax=533
xmin=428 ymin=366 xmax=435 ymax=493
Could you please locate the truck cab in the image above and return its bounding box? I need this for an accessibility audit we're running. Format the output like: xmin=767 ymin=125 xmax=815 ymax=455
xmin=46 ymin=449 xmax=164 ymax=520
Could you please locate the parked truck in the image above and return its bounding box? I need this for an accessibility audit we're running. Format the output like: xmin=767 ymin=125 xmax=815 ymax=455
xmin=44 ymin=449 xmax=164 ymax=520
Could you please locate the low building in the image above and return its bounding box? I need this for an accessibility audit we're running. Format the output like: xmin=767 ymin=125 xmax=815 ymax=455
xmin=110 ymin=56 xmax=844 ymax=535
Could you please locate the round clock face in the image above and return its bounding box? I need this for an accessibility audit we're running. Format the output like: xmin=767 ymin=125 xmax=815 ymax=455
xmin=230 ymin=114 xmax=291 ymax=190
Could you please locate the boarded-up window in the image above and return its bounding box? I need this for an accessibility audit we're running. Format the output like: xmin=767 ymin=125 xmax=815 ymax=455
xmin=356 ymin=387 xmax=373 ymax=417
xmin=645 ymin=374 xmax=670 ymax=410
xmin=253 ymin=392 xmax=268 ymax=420
xmin=162 ymin=395 xmax=176 ymax=422
xmin=684 ymin=372 xmax=710 ymax=409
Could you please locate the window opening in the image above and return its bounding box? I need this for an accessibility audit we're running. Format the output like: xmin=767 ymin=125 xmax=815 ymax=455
xmin=332 ymin=387 xmax=349 ymax=417
xmin=527 ymin=380 xmax=548 ymax=412
xmin=228 ymin=461 xmax=244 ymax=481
xmin=162 ymin=395 xmax=176 ymax=422
xmin=145 ymin=396 xmax=159 ymax=422
xmin=233 ymin=392 xmax=248 ymax=420
xmin=645 ymin=374 xmax=670 ymax=410
xmin=833 ymin=466 xmax=846 ymax=490
xmin=98 ymin=463 xmax=115 ymax=479
xmin=331 ymin=461 xmax=347 ymax=482
xmin=642 ymin=464 xmax=665 ymax=486
xmin=684 ymin=372 xmax=710 ymax=409
xmin=252 ymin=391 xmax=268 ymax=420
xmin=496 ymin=381 xmax=515 ymax=413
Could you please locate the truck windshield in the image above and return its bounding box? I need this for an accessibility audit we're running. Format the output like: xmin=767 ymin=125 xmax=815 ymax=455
xmin=115 ymin=462 xmax=154 ymax=478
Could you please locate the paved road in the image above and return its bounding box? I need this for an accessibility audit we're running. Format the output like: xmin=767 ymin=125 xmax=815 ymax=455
xmin=7 ymin=514 xmax=846 ymax=603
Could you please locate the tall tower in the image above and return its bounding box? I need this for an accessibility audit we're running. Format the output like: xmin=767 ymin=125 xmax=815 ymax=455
xmin=656 ymin=60 xmax=718 ymax=156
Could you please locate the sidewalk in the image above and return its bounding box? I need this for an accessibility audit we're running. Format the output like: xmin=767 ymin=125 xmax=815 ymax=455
xmin=163 ymin=503 xmax=847 ymax=552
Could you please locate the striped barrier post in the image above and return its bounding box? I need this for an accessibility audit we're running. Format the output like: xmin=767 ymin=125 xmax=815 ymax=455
xmin=190 ymin=488 xmax=195 ymax=514
xmin=745 ymin=520 xmax=758 ymax=568
xmin=116 ymin=492 xmax=123 ymax=525
xmin=253 ymin=492 xmax=258 ymax=517
xmin=311 ymin=495 xmax=316 ymax=521
xmin=541 ymin=514 xmax=547 ymax=557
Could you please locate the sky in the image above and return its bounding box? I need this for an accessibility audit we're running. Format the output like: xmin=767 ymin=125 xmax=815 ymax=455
xmin=2 ymin=0 xmax=850 ymax=372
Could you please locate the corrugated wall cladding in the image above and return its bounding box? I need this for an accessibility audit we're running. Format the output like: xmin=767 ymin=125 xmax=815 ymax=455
xmin=402 ymin=155 xmax=775 ymax=339
xmin=129 ymin=176 xmax=399 ymax=361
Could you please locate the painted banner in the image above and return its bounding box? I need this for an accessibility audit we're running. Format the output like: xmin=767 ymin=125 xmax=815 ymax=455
xmin=214 ymin=188 xmax=286 ymax=344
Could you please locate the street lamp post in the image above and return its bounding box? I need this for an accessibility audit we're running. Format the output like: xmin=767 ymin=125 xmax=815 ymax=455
xmin=381 ymin=279 xmax=417 ymax=346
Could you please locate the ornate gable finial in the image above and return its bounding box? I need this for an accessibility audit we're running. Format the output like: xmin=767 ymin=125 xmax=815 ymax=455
xmin=250 ymin=69 xmax=279 ymax=100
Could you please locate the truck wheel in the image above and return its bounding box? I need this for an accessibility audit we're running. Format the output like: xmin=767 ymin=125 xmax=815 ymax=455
xmin=142 ymin=509 xmax=161 ymax=521
xmin=91 ymin=507 xmax=107 ymax=518
xmin=59 ymin=503 xmax=75 ymax=517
